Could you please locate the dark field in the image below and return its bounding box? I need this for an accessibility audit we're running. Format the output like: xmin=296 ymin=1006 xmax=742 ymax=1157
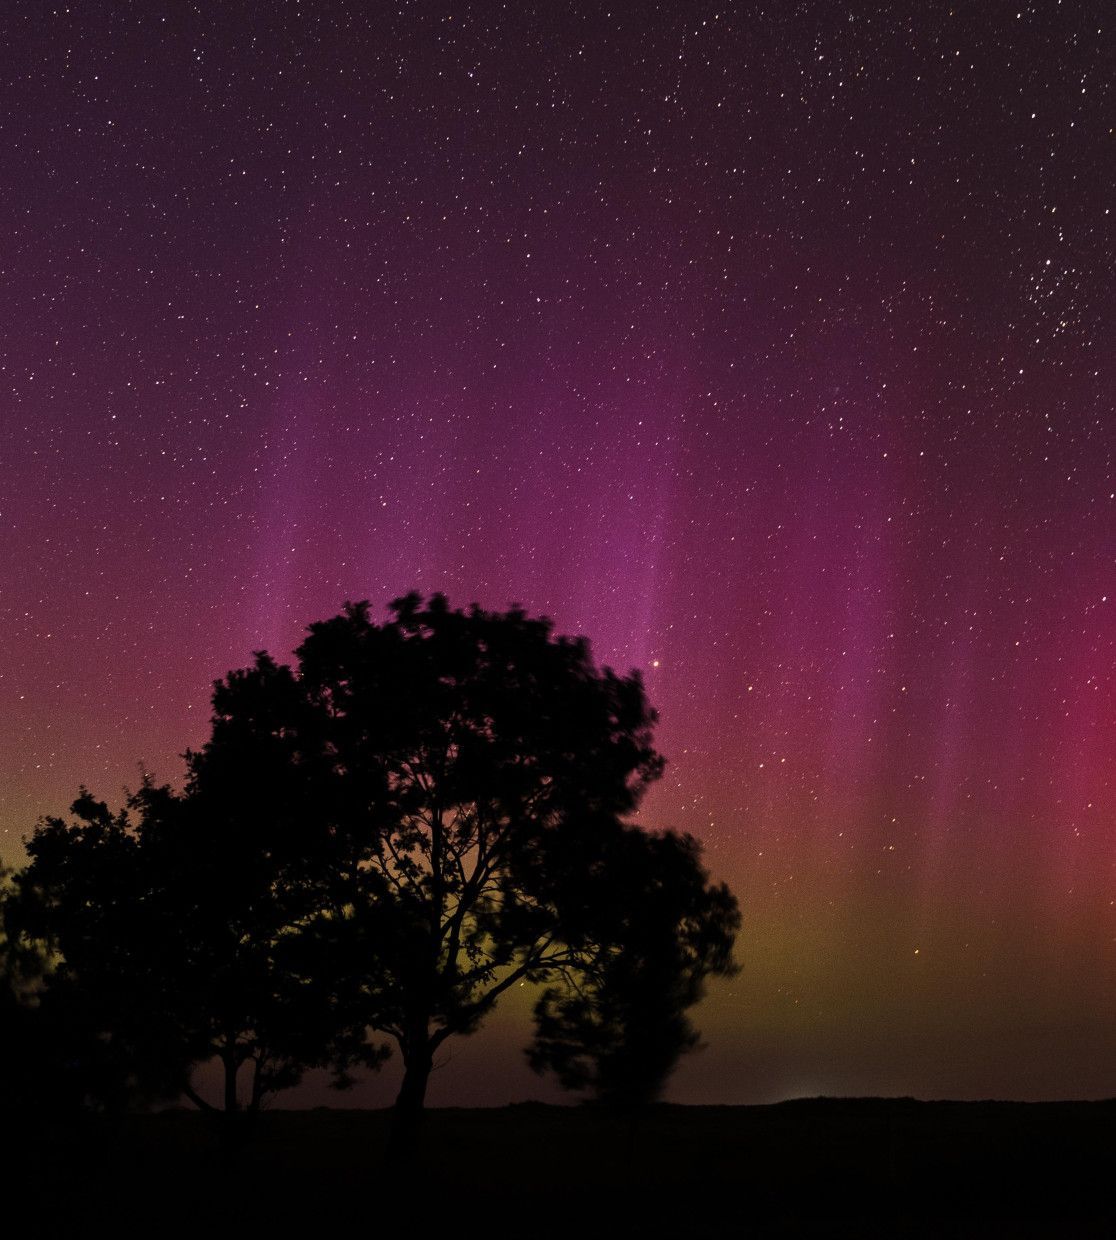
xmin=14 ymin=1098 xmax=1116 ymax=1236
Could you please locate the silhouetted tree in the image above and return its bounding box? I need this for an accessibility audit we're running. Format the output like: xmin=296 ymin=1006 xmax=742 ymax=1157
xmin=194 ymin=592 xmax=739 ymax=1149
xmin=0 ymin=866 xmax=47 ymax=1113
xmin=192 ymin=594 xmax=683 ymax=1144
xmin=0 ymin=867 xmax=43 ymax=999
xmin=527 ymin=828 xmax=740 ymax=1108
xmin=18 ymin=781 xmax=380 ymax=1129
xmin=2 ymin=853 xmax=147 ymax=1114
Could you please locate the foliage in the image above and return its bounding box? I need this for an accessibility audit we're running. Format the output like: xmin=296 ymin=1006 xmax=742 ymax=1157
xmin=0 ymin=864 xmax=111 ymax=1113
xmin=17 ymin=782 xmax=380 ymax=1117
xmin=528 ymin=828 xmax=740 ymax=1107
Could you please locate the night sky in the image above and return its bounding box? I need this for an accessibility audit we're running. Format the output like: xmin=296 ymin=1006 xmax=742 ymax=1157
xmin=2 ymin=3 xmax=1113 ymax=1106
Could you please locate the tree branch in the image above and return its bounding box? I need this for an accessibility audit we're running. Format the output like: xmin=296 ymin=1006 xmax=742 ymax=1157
xmin=182 ymin=1082 xmax=218 ymax=1114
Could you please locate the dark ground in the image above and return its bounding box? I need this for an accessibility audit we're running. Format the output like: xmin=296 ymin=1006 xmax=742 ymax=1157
xmin=11 ymin=1098 xmax=1116 ymax=1236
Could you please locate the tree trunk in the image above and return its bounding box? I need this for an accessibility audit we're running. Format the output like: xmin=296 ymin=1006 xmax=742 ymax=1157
xmin=388 ymin=1036 xmax=433 ymax=1157
xmin=222 ymin=1049 xmax=239 ymax=1114
xmin=248 ymin=1055 xmax=265 ymax=1112
xmin=218 ymin=1046 xmax=247 ymax=1154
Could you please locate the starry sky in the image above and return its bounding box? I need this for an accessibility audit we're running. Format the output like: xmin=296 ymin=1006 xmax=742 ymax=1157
xmin=1 ymin=3 xmax=1113 ymax=1106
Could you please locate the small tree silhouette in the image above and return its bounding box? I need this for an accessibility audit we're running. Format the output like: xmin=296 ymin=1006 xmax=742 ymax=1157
xmin=8 ymin=803 xmax=180 ymax=1112
xmin=17 ymin=783 xmax=381 ymax=1129
xmin=528 ymin=828 xmax=740 ymax=1108
xmin=0 ymin=867 xmax=57 ymax=1113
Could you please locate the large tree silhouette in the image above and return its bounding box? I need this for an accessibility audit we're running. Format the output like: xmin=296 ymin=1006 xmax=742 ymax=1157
xmin=191 ymin=593 xmax=728 ymax=1142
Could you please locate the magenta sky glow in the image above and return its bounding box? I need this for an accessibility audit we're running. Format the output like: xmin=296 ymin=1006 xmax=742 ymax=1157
xmin=1 ymin=3 xmax=1113 ymax=1105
